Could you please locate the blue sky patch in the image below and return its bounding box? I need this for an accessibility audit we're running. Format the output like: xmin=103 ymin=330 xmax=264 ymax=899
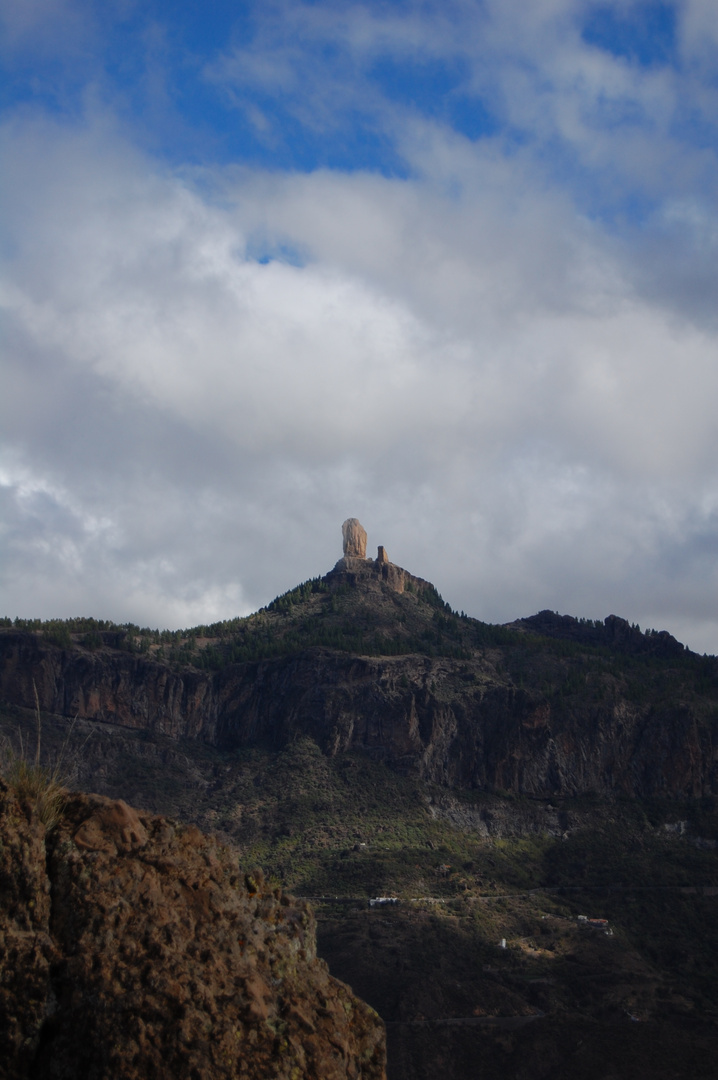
xmin=581 ymin=2 xmax=677 ymax=67
xmin=0 ymin=2 xmax=714 ymax=214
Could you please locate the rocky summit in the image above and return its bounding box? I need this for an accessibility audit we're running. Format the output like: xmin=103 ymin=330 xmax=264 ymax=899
xmin=0 ymin=778 xmax=386 ymax=1080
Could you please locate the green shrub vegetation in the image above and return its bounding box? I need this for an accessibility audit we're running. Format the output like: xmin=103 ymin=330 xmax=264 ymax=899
xmin=2 ymin=577 xmax=531 ymax=665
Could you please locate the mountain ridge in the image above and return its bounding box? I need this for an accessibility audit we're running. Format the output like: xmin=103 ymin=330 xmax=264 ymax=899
xmin=2 ymin=554 xmax=716 ymax=800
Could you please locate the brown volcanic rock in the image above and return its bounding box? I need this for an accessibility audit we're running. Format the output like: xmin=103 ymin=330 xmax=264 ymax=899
xmin=0 ymin=780 xmax=386 ymax=1080
xmin=0 ymin=782 xmax=57 ymax=1074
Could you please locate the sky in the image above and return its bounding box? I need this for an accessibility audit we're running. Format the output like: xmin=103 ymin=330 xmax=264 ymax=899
xmin=2 ymin=1 xmax=718 ymax=652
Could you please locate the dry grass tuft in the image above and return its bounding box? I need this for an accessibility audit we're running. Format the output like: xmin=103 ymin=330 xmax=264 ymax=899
xmin=0 ymin=681 xmax=72 ymax=831
xmin=3 ymin=754 xmax=67 ymax=830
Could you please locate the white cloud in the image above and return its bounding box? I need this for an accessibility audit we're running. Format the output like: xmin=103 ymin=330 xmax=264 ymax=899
xmin=680 ymin=0 xmax=718 ymax=59
xmin=3 ymin=3 xmax=718 ymax=652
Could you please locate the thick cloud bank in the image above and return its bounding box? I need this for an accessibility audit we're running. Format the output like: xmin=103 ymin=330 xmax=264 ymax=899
xmin=2 ymin=2 xmax=718 ymax=651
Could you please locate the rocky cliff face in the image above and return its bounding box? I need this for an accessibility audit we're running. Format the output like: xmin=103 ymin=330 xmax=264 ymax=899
xmin=2 ymin=559 xmax=717 ymax=799
xmin=0 ymin=779 xmax=386 ymax=1080
xmin=0 ymin=629 xmax=219 ymax=741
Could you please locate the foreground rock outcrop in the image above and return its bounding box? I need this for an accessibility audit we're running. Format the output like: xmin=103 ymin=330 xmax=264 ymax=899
xmin=0 ymin=779 xmax=386 ymax=1080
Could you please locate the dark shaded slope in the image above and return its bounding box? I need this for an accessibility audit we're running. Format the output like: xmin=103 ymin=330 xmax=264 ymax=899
xmin=2 ymin=713 xmax=718 ymax=1080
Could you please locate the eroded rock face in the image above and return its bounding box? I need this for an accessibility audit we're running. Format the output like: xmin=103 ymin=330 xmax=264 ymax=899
xmin=1 ymin=620 xmax=717 ymax=800
xmin=0 ymin=781 xmax=386 ymax=1080
xmin=342 ymin=519 xmax=367 ymax=559
xmin=73 ymin=797 xmax=148 ymax=853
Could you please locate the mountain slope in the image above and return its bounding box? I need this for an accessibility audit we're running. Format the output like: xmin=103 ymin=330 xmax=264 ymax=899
xmin=2 ymin=553 xmax=717 ymax=799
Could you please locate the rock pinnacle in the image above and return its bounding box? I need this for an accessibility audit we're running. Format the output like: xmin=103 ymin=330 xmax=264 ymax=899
xmin=342 ymin=518 xmax=367 ymax=559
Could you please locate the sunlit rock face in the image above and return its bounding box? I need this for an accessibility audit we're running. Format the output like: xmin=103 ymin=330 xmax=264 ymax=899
xmin=342 ymin=518 xmax=367 ymax=559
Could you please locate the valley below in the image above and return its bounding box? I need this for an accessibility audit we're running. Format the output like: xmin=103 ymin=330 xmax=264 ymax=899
xmin=2 ymin=701 xmax=717 ymax=1079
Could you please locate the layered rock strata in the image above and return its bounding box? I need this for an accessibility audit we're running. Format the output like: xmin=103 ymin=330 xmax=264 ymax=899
xmin=1 ymin=625 xmax=715 ymax=798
